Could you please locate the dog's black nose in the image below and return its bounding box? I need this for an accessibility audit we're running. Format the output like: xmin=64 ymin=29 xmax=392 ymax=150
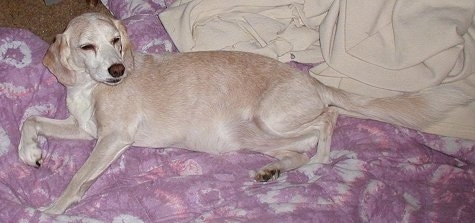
xmin=108 ymin=63 xmax=125 ymax=78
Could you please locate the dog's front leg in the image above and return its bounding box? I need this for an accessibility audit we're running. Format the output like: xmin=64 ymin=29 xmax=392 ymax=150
xmin=41 ymin=133 xmax=133 ymax=215
xmin=19 ymin=116 xmax=93 ymax=167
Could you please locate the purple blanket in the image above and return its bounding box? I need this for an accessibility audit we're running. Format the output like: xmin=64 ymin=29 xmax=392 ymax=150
xmin=1 ymin=0 xmax=474 ymax=222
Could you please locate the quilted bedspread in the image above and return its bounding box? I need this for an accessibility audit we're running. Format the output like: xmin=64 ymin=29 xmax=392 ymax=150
xmin=1 ymin=1 xmax=474 ymax=222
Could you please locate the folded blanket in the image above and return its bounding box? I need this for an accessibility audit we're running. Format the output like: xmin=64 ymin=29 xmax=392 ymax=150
xmin=314 ymin=0 xmax=475 ymax=140
xmin=160 ymin=0 xmax=475 ymax=140
xmin=159 ymin=0 xmax=328 ymax=62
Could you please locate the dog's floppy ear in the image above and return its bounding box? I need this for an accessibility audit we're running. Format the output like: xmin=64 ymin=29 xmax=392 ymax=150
xmin=113 ymin=19 xmax=134 ymax=73
xmin=43 ymin=34 xmax=76 ymax=86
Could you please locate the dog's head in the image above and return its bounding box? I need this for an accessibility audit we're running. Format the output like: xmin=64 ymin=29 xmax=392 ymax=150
xmin=43 ymin=13 xmax=134 ymax=86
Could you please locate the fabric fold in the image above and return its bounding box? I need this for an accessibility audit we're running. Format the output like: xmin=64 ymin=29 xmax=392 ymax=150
xmin=159 ymin=0 xmax=324 ymax=63
xmin=159 ymin=0 xmax=475 ymax=139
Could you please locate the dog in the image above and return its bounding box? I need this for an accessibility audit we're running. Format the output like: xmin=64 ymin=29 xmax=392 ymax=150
xmin=18 ymin=12 xmax=472 ymax=214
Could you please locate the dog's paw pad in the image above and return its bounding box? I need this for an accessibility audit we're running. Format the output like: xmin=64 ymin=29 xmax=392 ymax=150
xmin=254 ymin=169 xmax=281 ymax=182
xmin=35 ymin=159 xmax=43 ymax=168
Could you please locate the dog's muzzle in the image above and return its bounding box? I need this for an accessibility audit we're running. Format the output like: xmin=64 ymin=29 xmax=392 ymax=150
xmin=105 ymin=63 xmax=125 ymax=85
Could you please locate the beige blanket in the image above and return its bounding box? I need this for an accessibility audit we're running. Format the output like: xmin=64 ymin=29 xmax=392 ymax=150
xmin=160 ymin=0 xmax=475 ymax=140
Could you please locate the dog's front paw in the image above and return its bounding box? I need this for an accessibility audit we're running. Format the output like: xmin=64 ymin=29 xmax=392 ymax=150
xmin=18 ymin=118 xmax=44 ymax=167
xmin=18 ymin=138 xmax=43 ymax=168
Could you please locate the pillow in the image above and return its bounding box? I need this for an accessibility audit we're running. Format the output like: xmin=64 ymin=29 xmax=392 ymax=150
xmin=101 ymin=0 xmax=175 ymax=19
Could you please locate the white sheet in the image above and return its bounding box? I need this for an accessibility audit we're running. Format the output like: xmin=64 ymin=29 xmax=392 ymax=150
xmin=159 ymin=0 xmax=475 ymax=139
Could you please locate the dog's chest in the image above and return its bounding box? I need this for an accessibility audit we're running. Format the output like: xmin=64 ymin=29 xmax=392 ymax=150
xmin=66 ymin=85 xmax=97 ymax=137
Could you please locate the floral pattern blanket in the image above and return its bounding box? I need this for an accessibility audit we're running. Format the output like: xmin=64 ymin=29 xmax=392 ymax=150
xmin=0 ymin=0 xmax=474 ymax=222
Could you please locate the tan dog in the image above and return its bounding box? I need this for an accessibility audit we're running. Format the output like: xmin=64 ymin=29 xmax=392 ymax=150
xmin=18 ymin=13 xmax=472 ymax=214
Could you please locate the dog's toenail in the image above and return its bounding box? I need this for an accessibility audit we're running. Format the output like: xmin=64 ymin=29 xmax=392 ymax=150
xmin=272 ymin=169 xmax=281 ymax=178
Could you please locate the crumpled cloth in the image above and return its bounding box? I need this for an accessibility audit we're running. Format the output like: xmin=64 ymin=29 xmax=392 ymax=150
xmin=159 ymin=0 xmax=475 ymax=140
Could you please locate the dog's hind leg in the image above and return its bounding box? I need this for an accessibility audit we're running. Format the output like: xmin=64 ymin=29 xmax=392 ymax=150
xmin=254 ymin=107 xmax=339 ymax=182
xmin=312 ymin=107 xmax=338 ymax=164
xmin=255 ymin=150 xmax=310 ymax=182
xmin=40 ymin=133 xmax=133 ymax=214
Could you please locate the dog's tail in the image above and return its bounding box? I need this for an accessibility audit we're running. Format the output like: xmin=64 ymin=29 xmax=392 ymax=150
xmin=322 ymin=85 xmax=473 ymax=130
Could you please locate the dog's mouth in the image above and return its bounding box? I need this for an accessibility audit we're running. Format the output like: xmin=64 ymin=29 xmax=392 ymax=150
xmin=104 ymin=78 xmax=123 ymax=85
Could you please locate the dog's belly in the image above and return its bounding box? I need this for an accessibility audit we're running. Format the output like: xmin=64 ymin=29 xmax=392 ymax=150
xmin=182 ymin=127 xmax=242 ymax=154
xmin=133 ymin=113 xmax=317 ymax=156
xmin=134 ymin=117 xmax=244 ymax=154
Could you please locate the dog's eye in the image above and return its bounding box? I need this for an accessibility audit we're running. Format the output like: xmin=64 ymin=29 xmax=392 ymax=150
xmin=80 ymin=44 xmax=95 ymax=51
xmin=112 ymin=37 xmax=120 ymax=45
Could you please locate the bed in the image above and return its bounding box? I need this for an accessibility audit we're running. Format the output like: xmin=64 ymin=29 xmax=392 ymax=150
xmin=1 ymin=0 xmax=474 ymax=222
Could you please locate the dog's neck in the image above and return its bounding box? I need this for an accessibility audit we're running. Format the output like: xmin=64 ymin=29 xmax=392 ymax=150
xmin=66 ymin=81 xmax=98 ymax=138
